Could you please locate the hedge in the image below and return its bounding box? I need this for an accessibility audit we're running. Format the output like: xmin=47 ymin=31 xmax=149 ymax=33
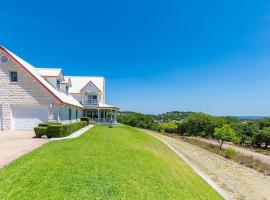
xmin=34 ymin=127 xmax=48 ymax=138
xmin=38 ymin=122 xmax=62 ymax=127
xmin=81 ymin=117 xmax=90 ymax=125
xmin=34 ymin=121 xmax=87 ymax=138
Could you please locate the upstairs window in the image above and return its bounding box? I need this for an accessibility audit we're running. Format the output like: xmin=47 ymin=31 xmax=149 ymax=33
xmin=66 ymin=86 xmax=69 ymax=93
xmin=10 ymin=71 xmax=18 ymax=82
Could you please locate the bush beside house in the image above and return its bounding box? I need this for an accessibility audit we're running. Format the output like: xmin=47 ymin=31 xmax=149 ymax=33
xmin=34 ymin=119 xmax=88 ymax=138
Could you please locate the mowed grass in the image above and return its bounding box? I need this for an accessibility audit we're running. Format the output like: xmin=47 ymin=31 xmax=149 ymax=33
xmin=0 ymin=125 xmax=222 ymax=200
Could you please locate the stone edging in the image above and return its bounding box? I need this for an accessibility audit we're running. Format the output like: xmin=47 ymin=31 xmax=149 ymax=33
xmin=149 ymin=133 xmax=231 ymax=200
xmin=50 ymin=125 xmax=94 ymax=141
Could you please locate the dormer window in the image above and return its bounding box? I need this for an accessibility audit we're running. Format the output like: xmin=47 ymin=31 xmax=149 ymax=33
xmin=57 ymin=80 xmax=60 ymax=90
xmin=66 ymin=86 xmax=69 ymax=93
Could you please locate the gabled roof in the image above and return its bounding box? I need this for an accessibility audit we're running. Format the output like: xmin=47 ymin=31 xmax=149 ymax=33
xmin=0 ymin=46 xmax=82 ymax=108
xmin=36 ymin=68 xmax=63 ymax=78
xmin=80 ymin=80 xmax=102 ymax=93
xmin=67 ymin=76 xmax=104 ymax=94
xmin=61 ymin=77 xmax=72 ymax=86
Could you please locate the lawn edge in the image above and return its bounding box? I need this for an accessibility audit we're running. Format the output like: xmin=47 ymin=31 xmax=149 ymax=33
xmin=144 ymin=131 xmax=230 ymax=200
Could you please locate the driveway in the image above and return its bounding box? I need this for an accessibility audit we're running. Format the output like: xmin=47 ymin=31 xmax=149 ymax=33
xmin=0 ymin=131 xmax=48 ymax=168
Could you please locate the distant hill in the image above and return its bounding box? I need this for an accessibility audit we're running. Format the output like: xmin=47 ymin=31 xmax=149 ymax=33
xmin=235 ymin=116 xmax=270 ymax=120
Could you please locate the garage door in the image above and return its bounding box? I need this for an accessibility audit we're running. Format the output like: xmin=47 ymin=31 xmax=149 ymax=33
xmin=12 ymin=105 xmax=48 ymax=130
xmin=0 ymin=105 xmax=2 ymax=130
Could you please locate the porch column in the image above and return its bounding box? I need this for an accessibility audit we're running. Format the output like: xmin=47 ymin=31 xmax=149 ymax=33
xmin=110 ymin=108 xmax=112 ymax=123
xmin=98 ymin=109 xmax=100 ymax=123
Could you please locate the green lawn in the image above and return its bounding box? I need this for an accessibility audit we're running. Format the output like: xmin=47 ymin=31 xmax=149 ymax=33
xmin=0 ymin=125 xmax=222 ymax=200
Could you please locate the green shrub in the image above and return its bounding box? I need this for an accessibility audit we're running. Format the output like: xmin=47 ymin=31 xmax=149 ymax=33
xmin=46 ymin=125 xmax=62 ymax=138
xmin=46 ymin=121 xmax=87 ymax=138
xmin=38 ymin=123 xmax=49 ymax=127
xmin=34 ymin=127 xmax=48 ymax=138
xmin=225 ymin=148 xmax=236 ymax=159
xmin=81 ymin=117 xmax=90 ymax=125
xmin=38 ymin=122 xmax=62 ymax=127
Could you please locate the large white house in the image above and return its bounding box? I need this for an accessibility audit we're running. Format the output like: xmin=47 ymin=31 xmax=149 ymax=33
xmin=0 ymin=46 xmax=118 ymax=131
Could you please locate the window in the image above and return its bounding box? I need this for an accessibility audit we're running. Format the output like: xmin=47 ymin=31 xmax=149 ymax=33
xmin=76 ymin=109 xmax=78 ymax=119
xmin=57 ymin=80 xmax=61 ymax=90
xmin=10 ymin=71 xmax=18 ymax=82
xmin=66 ymin=86 xmax=69 ymax=93
xmin=69 ymin=108 xmax=72 ymax=120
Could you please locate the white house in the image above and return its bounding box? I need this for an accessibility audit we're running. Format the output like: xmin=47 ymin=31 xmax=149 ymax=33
xmin=0 ymin=46 xmax=118 ymax=131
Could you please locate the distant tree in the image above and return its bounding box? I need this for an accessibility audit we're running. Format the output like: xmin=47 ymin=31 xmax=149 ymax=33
xmin=117 ymin=112 xmax=160 ymax=131
xmin=183 ymin=113 xmax=217 ymax=137
xmin=214 ymin=124 xmax=239 ymax=149
xmin=160 ymin=122 xmax=178 ymax=134
xmin=252 ymin=127 xmax=270 ymax=148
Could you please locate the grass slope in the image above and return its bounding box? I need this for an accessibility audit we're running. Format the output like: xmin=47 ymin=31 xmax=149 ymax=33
xmin=0 ymin=125 xmax=222 ymax=200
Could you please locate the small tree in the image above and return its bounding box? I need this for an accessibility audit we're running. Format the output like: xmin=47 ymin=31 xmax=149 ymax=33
xmin=214 ymin=124 xmax=239 ymax=149
xmin=160 ymin=122 xmax=178 ymax=134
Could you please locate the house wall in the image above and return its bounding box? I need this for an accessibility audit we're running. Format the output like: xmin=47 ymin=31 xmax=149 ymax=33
xmin=59 ymin=105 xmax=82 ymax=122
xmin=0 ymin=49 xmax=61 ymax=130
xmin=60 ymin=83 xmax=69 ymax=93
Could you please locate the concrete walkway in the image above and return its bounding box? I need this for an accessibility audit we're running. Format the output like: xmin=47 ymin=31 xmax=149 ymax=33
xmin=50 ymin=125 xmax=93 ymax=141
xmin=142 ymin=129 xmax=270 ymax=200
xmin=0 ymin=131 xmax=48 ymax=168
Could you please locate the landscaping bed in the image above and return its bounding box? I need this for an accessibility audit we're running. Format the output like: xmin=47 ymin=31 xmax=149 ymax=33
xmin=0 ymin=125 xmax=222 ymax=200
xmin=34 ymin=121 xmax=87 ymax=138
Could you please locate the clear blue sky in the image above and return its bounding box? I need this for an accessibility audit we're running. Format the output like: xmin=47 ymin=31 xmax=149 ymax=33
xmin=1 ymin=1 xmax=270 ymax=115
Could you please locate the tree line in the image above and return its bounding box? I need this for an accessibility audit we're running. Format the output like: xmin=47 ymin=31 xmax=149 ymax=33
xmin=118 ymin=112 xmax=270 ymax=149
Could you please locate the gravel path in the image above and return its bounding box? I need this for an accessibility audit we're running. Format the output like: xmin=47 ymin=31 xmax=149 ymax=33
xmin=143 ymin=129 xmax=270 ymax=200
xmin=191 ymin=137 xmax=270 ymax=165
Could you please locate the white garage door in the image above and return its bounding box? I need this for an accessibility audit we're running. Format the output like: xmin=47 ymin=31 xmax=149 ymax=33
xmin=12 ymin=105 xmax=48 ymax=130
xmin=0 ymin=105 xmax=2 ymax=130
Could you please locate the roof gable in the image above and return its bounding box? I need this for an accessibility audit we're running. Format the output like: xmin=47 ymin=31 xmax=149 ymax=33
xmin=0 ymin=46 xmax=82 ymax=108
xmin=80 ymin=81 xmax=102 ymax=93
xmin=67 ymin=76 xmax=104 ymax=94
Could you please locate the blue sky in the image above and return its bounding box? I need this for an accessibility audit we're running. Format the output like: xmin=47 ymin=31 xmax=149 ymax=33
xmin=1 ymin=0 xmax=270 ymax=115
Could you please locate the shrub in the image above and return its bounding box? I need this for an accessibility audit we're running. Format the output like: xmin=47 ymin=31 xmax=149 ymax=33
xmin=38 ymin=122 xmax=62 ymax=127
xmin=46 ymin=121 xmax=87 ymax=138
xmin=81 ymin=117 xmax=90 ymax=125
xmin=225 ymin=148 xmax=236 ymax=159
xmin=34 ymin=127 xmax=48 ymax=138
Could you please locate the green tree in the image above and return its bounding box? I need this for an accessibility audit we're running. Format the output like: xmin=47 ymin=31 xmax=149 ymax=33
xmin=214 ymin=124 xmax=239 ymax=149
xmin=252 ymin=127 xmax=270 ymax=148
xmin=183 ymin=113 xmax=217 ymax=137
xmin=160 ymin=122 xmax=178 ymax=133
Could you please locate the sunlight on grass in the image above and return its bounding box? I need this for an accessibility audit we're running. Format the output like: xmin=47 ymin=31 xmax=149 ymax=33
xmin=0 ymin=125 xmax=222 ymax=200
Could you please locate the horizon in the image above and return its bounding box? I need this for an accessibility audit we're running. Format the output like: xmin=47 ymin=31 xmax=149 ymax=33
xmin=1 ymin=1 xmax=270 ymax=115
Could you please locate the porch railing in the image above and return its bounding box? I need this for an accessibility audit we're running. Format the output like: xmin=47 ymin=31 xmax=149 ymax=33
xmin=90 ymin=118 xmax=117 ymax=124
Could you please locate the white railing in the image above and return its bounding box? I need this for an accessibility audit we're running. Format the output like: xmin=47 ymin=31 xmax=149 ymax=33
xmin=91 ymin=118 xmax=117 ymax=124
xmin=81 ymin=98 xmax=98 ymax=105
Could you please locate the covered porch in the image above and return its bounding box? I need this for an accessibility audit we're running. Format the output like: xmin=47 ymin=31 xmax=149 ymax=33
xmin=83 ymin=108 xmax=118 ymax=124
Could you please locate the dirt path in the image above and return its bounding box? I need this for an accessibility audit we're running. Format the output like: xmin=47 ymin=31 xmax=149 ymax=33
xmin=191 ymin=137 xmax=270 ymax=165
xmin=142 ymin=129 xmax=270 ymax=200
